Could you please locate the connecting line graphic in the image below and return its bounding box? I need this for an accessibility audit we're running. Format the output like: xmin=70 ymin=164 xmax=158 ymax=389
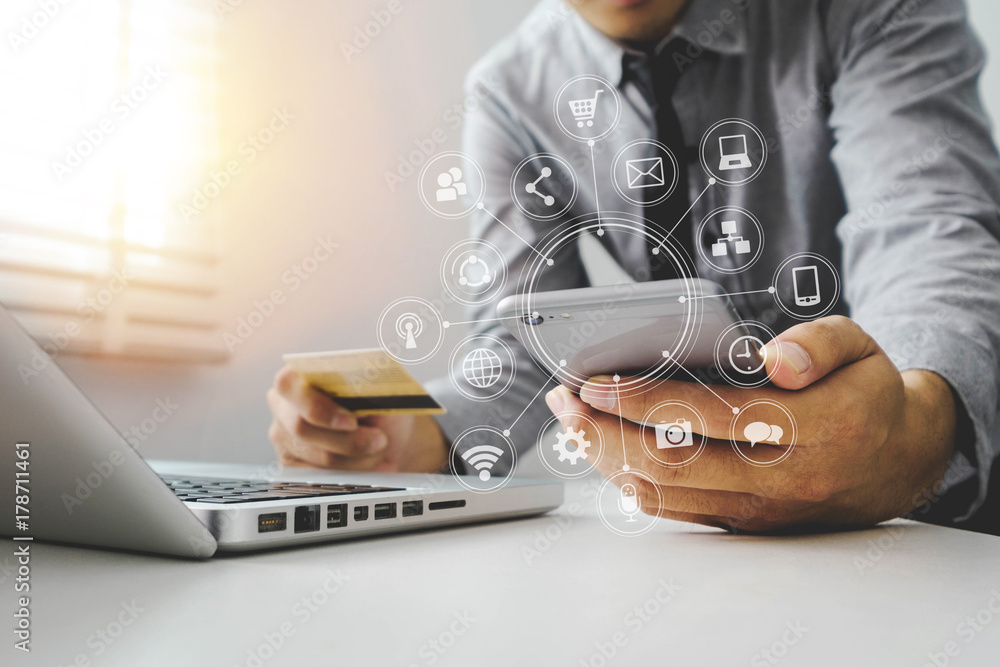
xmin=442 ymin=314 xmax=525 ymax=329
xmin=502 ymin=361 xmax=565 ymax=437
xmin=663 ymin=351 xmax=739 ymax=415
xmin=478 ymin=203 xmax=554 ymax=266
xmin=588 ymin=141 xmax=604 ymax=236
xmin=613 ymin=376 xmax=629 ymax=470
xmin=679 ymin=286 xmax=775 ymax=303
xmin=652 ymin=179 xmax=716 ymax=256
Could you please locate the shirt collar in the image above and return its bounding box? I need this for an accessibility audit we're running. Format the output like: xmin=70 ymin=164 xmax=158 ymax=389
xmin=568 ymin=0 xmax=746 ymax=86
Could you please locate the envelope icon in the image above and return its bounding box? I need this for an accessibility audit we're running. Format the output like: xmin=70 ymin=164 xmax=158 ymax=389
xmin=625 ymin=157 xmax=665 ymax=189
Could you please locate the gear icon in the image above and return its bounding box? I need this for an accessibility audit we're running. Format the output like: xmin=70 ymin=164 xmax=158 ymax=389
xmin=553 ymin=427 xmax=591 ymax=464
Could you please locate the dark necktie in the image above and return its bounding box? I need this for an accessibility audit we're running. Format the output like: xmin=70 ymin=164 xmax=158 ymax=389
xmin=646 ymin=38 xmax=692 ymax=281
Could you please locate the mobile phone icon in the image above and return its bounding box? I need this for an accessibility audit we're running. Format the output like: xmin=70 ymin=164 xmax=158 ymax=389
xmin=792 ymin=265 xmax=821 ymax=307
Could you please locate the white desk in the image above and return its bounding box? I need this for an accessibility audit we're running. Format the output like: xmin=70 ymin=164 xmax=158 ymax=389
xmin=8 ymin=480 xmax=1000 ymax=667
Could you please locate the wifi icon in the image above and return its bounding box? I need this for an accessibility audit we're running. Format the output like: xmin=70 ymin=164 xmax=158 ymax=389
xmin=461 ymin=445 xmax=505 ymax=481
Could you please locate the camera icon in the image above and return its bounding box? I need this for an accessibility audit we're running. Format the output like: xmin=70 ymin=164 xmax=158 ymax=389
xmin=655 ymin=418 xmax=693 ymax=449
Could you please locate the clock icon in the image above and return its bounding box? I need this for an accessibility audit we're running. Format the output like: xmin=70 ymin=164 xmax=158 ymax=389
xmin=728 ymin=335 xmax=766 ymax=375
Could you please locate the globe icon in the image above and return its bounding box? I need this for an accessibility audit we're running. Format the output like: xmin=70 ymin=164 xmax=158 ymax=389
xmin=462 ymin=348 xmax=503 ymax=388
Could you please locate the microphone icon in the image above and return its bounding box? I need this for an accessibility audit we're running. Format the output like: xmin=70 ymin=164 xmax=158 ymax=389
xmin=619 ymin=483 xmax=640 ymax=522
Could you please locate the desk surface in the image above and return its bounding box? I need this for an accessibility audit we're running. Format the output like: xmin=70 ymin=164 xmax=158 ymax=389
xmin=8 ymin=480 xmax=1000 ymax=667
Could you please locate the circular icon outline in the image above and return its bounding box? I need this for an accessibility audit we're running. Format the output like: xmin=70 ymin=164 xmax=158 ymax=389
xmin=450 ymin=426 xmax=517 ymax=493
xmin=376 ymin=297 xmax=444 ymax=365
xmin=440 ymin=239 xmax=508 ymax=306
xmin=537 ymin=412 xmax=605 ymax=479
xmin=639 ymin=400 xmax=708 ymax=468
xmin=771 ymin=252 xmax=842 ymax=321
xmin=610 ymin=139 xmax=680 ymax=207
xmin=729 ymin=399 xmax=797 ymax=467
xmin=448 ymin=334 xmax=516 ymax=402
xmin=553 ymin=75 xmax=623 ymax=143
xmin=510 ymin=212 xmax=702 ymax=402
xmin=418 ymin=152 xmax=486 ymax=219
xmin=510 ymin=153 xmax=579 ymax=221
xmin=696 ymin=206 xmax=764 ymax=275
xmin=714 ymin=320 xmax=782 ymax=388
xmin=699 ymin=118 xmax=768 ymax=186
xmin=596 ymin=469 xmax=664 ymax=537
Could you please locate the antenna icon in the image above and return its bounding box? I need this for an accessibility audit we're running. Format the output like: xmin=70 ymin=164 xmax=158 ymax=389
xmin=461 ymin=445 xmax=505 ymax=481
xmin=395 ymin=313 xmax=422 ymax=349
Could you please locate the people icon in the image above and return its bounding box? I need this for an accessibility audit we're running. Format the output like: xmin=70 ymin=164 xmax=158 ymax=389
xmin=435 ymin=167 xmax=467 ymax=202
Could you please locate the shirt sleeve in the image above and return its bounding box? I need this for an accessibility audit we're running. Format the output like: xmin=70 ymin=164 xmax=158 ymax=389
xmin=425 ymin=63 xmax=591 ymax=476
xmin=826 ymin=0 xmax=1000 ymax=518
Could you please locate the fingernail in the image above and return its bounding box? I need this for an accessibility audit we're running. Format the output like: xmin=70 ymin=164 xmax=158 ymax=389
xmin=781 ymin=342 xmax=812 ymax=376
xmin=545 ymin=388 xmax=564 ymax=414
xmin=369 ymin=432 xmax=388 ymax=452
xmin=331 ymin=412 xmax=356 ymax=430
xmin=580 ymin=381 xmax=615 ymax=411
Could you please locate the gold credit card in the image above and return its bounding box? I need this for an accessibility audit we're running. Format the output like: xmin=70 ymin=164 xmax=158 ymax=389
xmin=283 ymin=348 xmax=445 ymax=416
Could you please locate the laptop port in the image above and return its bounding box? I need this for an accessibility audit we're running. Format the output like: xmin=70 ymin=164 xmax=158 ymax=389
xmin=401 ymin=501 xmax=423 ymax=517
xmin=326 ymin=503 xmax=348 ymax=529
xmin=428 ymin=499 xmax=467 ymax=511
xmin=258 ymin=512 xmax=287 ymax=533
xmin=294 ymin=505 xmax=320 ymax=533
xmin=354 ymin=506 xmax=369 ymax=522
xmin=373 ymin=503 xmax=396 ymax=520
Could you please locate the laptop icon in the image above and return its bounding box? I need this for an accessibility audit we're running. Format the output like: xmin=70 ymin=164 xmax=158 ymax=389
xmin=718 ymin=134 xmax=752 ymax=171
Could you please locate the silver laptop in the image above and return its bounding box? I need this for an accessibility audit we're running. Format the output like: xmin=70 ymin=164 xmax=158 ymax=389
xmin=0 ymin=304 xmax=562 ymax=558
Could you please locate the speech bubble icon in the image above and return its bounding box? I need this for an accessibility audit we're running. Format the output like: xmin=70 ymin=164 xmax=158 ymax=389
xmin=767 ymin=425 xmax=783 ymax=444
xmin=743 ymin=421 xmax=771 ymax=448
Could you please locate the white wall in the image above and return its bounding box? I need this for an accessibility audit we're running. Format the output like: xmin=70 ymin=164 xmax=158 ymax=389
xmin=59 ymin=0 xmax=538 ymax=464
xmin=59 ymin=0 xmax=1000 ymax=466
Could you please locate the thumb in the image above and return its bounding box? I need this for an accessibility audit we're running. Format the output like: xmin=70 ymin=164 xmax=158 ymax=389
xmin=764 ymin=315 xmax=880 ymax=390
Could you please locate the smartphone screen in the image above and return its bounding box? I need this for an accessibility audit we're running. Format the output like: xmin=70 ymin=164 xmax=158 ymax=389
xmin=792 ymin=265 xmax=820 ymax=306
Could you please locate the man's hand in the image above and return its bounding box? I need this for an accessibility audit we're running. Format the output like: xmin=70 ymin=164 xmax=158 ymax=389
xmin=546 ymin=316 xmax=958 ymax=532
xmin=267 ymin=366 xmax=448 ymax=473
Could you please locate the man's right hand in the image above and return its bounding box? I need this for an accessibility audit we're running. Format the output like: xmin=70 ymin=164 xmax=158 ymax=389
xmin=266 ymin=366 xmax=448 ymax=473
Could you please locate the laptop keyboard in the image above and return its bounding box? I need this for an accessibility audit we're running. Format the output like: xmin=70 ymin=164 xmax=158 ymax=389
xmin=160 ymin=474 xmax=405 ymax=504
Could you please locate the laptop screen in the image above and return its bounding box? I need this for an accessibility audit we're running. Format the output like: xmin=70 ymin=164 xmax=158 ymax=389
xmin=719 ymin=135 xmax=748 ymax=157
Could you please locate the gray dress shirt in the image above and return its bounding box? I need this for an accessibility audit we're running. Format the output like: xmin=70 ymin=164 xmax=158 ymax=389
xmin=425 ymin=0 xmax=1000 ymax=520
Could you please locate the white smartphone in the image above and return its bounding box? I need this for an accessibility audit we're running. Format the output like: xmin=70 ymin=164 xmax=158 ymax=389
xmin=497 ymin=279 xmax=754 ymax=391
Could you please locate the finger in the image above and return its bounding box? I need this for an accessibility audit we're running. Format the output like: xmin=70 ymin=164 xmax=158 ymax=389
xmin=763 ymin=315 xmax=880 ymax=390
xmin=576 ymin=376 xmax=804 ymax=447
xmin=549 ymin=386 xmax=797 ymax=496
xmin=273 ymin=366 xmax=357 ymax=430
xmin=268 ymin=390 xmax=388 ymax=458
xmin=269 ymin=420 xmax=387 ymax=471
xmin=269 ymin=420 xmax=336 ymax=468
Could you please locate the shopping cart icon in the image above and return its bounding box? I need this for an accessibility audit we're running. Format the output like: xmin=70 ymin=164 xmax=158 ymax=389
xmin=568 ymin=89 xmax=604 ymax=128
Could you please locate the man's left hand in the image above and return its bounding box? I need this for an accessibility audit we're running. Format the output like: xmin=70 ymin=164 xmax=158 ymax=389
xmin=545 ymin=315 xmax=959 ymax=532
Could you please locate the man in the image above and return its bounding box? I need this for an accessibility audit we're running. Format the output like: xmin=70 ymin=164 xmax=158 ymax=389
xmin=267 ymin=0 xmax=1000 ymax=534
